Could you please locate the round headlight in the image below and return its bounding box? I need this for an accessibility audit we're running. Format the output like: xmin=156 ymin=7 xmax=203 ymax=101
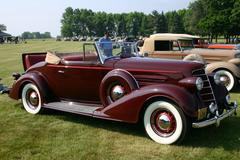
xmin=196 ymin=77 xmax=203 ymax=91
xmin=214 ymin=73 xmax=221 ymax=85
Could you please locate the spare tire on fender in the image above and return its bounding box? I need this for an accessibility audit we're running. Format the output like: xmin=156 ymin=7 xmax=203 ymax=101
xmin=100 ymin=69 xmax=139 ymax=107
xmin=183 ymin=54 xmax=206 ymax=64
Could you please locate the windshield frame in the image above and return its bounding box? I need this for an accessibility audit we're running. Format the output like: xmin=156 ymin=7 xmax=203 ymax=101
xmin=95 ymin=41 xmax=139 ymax=64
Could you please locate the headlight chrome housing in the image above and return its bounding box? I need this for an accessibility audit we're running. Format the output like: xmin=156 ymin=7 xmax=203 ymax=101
xmin=196 ymin=77 xmax=203 ymax=91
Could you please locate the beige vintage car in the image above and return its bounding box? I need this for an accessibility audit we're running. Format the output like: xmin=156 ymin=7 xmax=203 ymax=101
xmin=140 ymin=33 xmax=240 ymax=91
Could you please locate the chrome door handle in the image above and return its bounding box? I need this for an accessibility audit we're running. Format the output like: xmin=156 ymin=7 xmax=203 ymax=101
xmin=58 ymin=70 xmax=64 ymax=74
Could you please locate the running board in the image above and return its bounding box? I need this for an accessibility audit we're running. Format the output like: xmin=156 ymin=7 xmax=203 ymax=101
xmin=43 ymin=101 xmax=102 ymax=115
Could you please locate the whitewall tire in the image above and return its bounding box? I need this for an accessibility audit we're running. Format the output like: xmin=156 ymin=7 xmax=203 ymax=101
xmin=144 ymin=101 xmax=188 ymax=144
xmin=215 ymin=70 xmax=235 ymax=91
xmin=22 ymin=83 xmax=43 ymax=114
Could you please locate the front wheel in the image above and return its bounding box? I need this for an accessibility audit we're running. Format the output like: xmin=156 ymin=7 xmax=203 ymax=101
xmin=143 ymin=101 xmax=188 ymax=144
xmin=21 ymin=83 xmax=43 ymax=114
xmin=215 ymin=70 xmax=235 ymax=91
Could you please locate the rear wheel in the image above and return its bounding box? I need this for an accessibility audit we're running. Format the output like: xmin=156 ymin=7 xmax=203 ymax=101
xmin=215 ymin=70 xmax=235 ymax=91
xmin=143 ymin=101 xmax=188 ymax=144
xmin=21 ymin=83 xmax=43 ymax=114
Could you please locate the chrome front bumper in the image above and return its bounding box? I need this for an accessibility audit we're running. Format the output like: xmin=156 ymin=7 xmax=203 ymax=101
xmin=192 ymin=101 xmax=238 ymax=128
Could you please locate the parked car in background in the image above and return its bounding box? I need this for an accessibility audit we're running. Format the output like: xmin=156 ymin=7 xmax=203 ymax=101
xmin=87 ymin=37 xmax=93 ymax=41
xmin=208 ymin=44 xmax=240 ymax=50
xmin=72 ymin=37 xmax=79 ymax=41
xmin=140 ymin=33 xmax=240 ymax=91
xmin=79 ymin=37 xmax=87 ymax=41
xmin=0 ymin=42 xmax=237 ymax=145
xmin=56 ymin=37 xmax=62 ymax=41
xmin=124 ymin=36 xmax=138 ymax=42
xmin=63 ymin=37 xmax=71 ymax=41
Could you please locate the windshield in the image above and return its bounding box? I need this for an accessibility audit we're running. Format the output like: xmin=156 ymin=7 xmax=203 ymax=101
xmin=178 ymin=40 xmax=194 ymax=50
xmin=95 ymin=42 xmax=139 ymax=62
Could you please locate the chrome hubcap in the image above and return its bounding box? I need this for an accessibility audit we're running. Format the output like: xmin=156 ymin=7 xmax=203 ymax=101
xmin=27 ymin=90 xmax=39 ymax=108
xmin=220 ymin=75 xmax=230 ymax=86
xmin=151 ymin=110 xmax=176 ymax=137
xmin=110 ymin=85 xmax=125 ymax=101
xmin=157 ymin=113 xmax=172 ymax=131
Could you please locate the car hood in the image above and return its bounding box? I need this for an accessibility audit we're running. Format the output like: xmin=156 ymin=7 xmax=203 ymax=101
xmin=114 ymin=57 xmax=204 ymax=76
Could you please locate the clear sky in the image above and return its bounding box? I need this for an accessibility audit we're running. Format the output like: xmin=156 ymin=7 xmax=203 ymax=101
xmin=0 ymin=0 xmax=192 ymax=37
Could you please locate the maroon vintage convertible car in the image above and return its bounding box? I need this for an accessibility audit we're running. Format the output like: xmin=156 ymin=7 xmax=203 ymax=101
xmin=0 ymin=42 xmax=238 ymax=144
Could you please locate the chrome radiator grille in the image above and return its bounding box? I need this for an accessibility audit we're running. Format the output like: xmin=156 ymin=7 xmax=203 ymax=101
xmin=192 ymin=68 xmax=217 ymax=107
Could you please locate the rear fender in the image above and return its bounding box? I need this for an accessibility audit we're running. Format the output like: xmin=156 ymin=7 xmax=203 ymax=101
xmin=9 ymin=71 xmax=53 ymax=103
xmin=97 ymin=84 xmax=198 ymax=123
xmin=206 ymin=62 xmax=240 ymax=78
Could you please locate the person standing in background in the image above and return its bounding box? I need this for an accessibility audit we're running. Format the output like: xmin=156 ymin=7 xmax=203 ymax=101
xmin=99 ymin=32 xmax=112 ymax=57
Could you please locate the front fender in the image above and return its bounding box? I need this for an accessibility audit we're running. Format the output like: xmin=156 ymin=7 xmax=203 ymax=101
xmin=9 ymin=71 xmax=52 ymax=103
xmin=228 ymin=58 xmax=240 ymax=65
xmin=206 ymin=62 xmax=240 ymax=78
xmin=96 ymin=84 xmax=198 ymax=123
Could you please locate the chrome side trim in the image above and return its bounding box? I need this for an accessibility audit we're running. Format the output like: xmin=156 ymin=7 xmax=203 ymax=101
xmin=192 ymin=101 xmax=238 ymax=128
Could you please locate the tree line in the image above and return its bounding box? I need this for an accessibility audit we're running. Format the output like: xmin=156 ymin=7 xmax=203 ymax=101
xmin=61 ymin=8 xmax=175 ymax=38
xmin=21 ymin=32 xmax=52 ymax=39
xmin=61 ymin=0 xmax=240 ymax=43
xmin=184 ymin=0 xmax=240 ymax=43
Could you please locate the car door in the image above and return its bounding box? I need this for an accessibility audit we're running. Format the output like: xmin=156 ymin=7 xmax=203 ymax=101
xmin=151 ymin=40 xmax=182 ymax=59
xmin=58 ymin=62 xmax=105 ymax=102
xmin=45 ymin=44 xmax=111 ymax=103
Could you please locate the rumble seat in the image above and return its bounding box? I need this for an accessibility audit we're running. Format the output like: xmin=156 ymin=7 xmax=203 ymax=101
xmin=24 ymin=53 xmax=47 ymax=70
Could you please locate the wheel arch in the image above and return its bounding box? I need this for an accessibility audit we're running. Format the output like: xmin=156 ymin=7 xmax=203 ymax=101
xmin=206 ymin=62 xmax=240 ymax=78
xmin=9 ymin=72 xmax=55 ymax=103
xmin=213 ymin=67 xmax=235 ymax=76
xmin=100 ymin=68 xmax=139 ymax=106
xmin=139 ymin=95 xmax=190 ymax=123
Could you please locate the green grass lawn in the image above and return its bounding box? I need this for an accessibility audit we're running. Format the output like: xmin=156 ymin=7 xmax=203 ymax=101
xmin=0 ymin=40 xmax=240 ymax=160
